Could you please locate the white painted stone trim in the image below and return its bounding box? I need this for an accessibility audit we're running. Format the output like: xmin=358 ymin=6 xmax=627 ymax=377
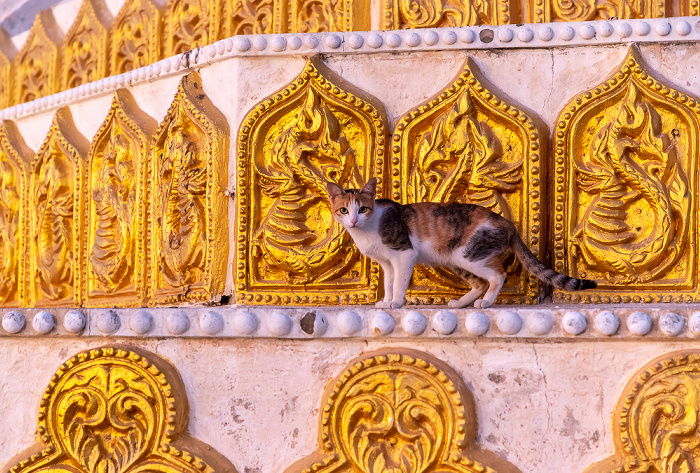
xmin=1 ymin=17 xmax=699 ymax=121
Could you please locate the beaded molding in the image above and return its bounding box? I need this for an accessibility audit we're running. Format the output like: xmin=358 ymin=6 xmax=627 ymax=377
xmin=0 ymin=17 xmax=698 ymax=121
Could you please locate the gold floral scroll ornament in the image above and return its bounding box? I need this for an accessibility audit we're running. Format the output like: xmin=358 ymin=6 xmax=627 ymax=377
xmin=393 ymin=57 xmax=546 ymax=305
xmin=584 ymin=350 xmax=700 ymax=473
xmin=553 ymin=46 xmax=699 ymax=304
xmin=0 ymin=29 xmax=16 ymax=109
xmin=528 ymin=0 xmax=663 ymax=23
xmin=112 ymin=0 xmax=163 ymax=74
xmin=0 ymin=121 xmax=34 ymax=307
xmin=164 ymin=0 xmax=222 ymax=56
xmin=236 ymin=57 xmax=387 ymax=305
xmin=150 ymin=71 xmax=229 ymax=306
xmin=3 ymin=346 xmax=236 ymax=473
xmin=285 ymin=349 xmax=521 ymax=473
xmin=383 ymin=0 xmax=509 ymax=29
xmin=29 ymin=108 xmax=90 ymax=307
xmin=85 ymin=89 xmax=157 ymax=307
xmin=226 ymin=0 xmax=277 ymax=35
xmin=285 ymin=0 xmax=370 ymax=33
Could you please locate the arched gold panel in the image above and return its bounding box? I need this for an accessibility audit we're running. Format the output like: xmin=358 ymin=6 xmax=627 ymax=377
xmin=382 ymin=0 xmax=510 ymax=29
xmin=236 ymin=57 xmax=388 ymax=305
xmin=528 ymin=0 xmax=664 ymax=22
xmin=3 ymin=346 xmax=237 ymax=473
xmin=285 ymin=349 xmax=521 ymax=473
xmin=0 ymin=121 xmax=33 ymax=307
xmin=61 ymin=0 xmax=113 ymax=91
xmin=28 ymin=108 xmax=90 ymax=308
xmin=0 ymin=29 xmax=16 ymax=109
xmin=584 ymin=351 xmax=700 ymax=473
xmin=149 ymin=71 xmax=229 ymax=306
xmin=164 ymin=0 xmax=222 ymax=56
xmin=14 ymin=10 xmax=62 ymax=104
xmin=85 ymin=89 xmax=157 ymax=308
xmin=553 ymin=46 xmax=699 ymax=304
xmin=111 ymin=0 xmax=163 ymax=74
xmin=225 ymin=0 xmax=277 ymax=35
xmin=393 ymin=57 xmax=546 ymax=305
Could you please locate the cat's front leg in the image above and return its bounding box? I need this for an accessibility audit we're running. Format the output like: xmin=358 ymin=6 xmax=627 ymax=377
xmin=389 ymin=252 xmax=417 ymax=309
xmin=375 ymin=260 xmax=394 ymax=309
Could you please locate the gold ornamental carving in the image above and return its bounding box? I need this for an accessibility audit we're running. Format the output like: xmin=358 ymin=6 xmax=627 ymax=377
xmin=225 ymin=0 xmax=277 ymax=35
xmin=285 ymin=349 xmax=521 ymax=473
xmin=393 ymin=57 xmax=546 ymax=305
xmin=0 ymin=121 xmax=33 ymax=307
xmin=61 ymin=0 xmax=113 ymax=91
xmin=553 ymin=46 xmax=699 ymax=304
xmin=236 ymin=57 xmax=387 ymax=305
xmin=286 ymin=0 xmax=370 ymax=33
xmin=0 ymin=29 xmax=16 ymax=109
xmin=164 ymin=0 xmax=221 ymax=56
xmin=85 ymin=89 xmax=157 ymax=308
xmin=529 ymin=0 xmax=664 ymax=22
xmin=112 ymin=0 xmax=163 ymax=74
xmin=3 ymin=346 xmax=237 ymax=473
xmin=29 ymin=108 xmax=90 ymax=308
xmin=383 ymin=0 xmax=509 ymax=29
xmin=584 ymin=350 xmax=700 ymax=473
xmin=149 ymin=71 xmax=229 ymax=305
xmin=14 ymin=10 xmax=63 ymax=104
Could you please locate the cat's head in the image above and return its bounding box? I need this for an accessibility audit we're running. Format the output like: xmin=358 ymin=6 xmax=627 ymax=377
xmin=326 ymin=178 xmax=377 ymax=229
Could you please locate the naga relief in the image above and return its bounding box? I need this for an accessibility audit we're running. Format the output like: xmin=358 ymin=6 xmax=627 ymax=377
xmin=150 ymin=72 xmax=228 ymax=305
xmin=112 ymin=0 xmax=162 ymax=74
xmin=5 ymin=346 xmax=237 ymax=473
xmin=86 ymin=90 xmax=157 ymax=307
xmin=393 ymin=57 xmax=545 ymax=304
xmin=554 ymin=46 xmax=700 ymax=304
xmin=236 ymin=58 xmax=387 ymax=305
xmin=284 ymin=349 xmax=521 ymax=473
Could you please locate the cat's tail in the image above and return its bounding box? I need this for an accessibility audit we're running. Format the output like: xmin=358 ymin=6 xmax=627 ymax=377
xmin=511 ymin=233 xmax=597 ymax=290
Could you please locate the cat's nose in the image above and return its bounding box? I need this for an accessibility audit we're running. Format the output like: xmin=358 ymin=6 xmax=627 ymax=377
xmin=350 ymin=218 xmax=358 ymax=226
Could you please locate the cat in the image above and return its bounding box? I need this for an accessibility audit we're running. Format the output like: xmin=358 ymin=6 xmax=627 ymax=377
xmin=327 ymin=178 xmax=596 ymax=309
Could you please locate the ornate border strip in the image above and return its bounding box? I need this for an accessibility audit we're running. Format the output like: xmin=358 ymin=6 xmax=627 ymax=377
xmin=0 ymin=17 xmax=698 ymax=121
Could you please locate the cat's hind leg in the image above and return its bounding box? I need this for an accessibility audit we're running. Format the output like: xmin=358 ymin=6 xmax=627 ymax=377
xmin=448 ymin=269 xmax=488 ymax=308
xmin=470 ymin=264 xmax=507 ymax=309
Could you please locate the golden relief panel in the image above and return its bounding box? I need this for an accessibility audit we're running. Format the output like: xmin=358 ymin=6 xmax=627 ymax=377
xmin=393 ymin=57 xmax=546 ymax=305
xmin=225 ymin=0 xmax=277 ymax=35
xmin=29 ymin=108 xmax=90 ymax=308
xmin=285 ymin=349 xmax=521 ymax=473
xmin=112 ymin=0 xmax=162 ymax=74
xmin=584 ymin=351 xmax=700 ymax=473
xmin=0 ymin=121 xmax=33 ymax=307
xmin=14 ymin=10 xmax=63 ymax=104
xmin=236 ymin=57 xmax=388 ymax=305
xmin=383 ymin=0 xmax=509 ymax=29
xmin=554 ymin=46 xmax=700 ymax=304
xmin=85 ymin=89 xmax=157 ymax=308
xmin=0 ymin=29 xmax=16 ymax=109
xmin=150 ymin=71 xmax=229 ymax=306
xmin=529 ymin=0 xmax=664 ymax=23
xmin=164 ymin=0 xmax=221 ymax=56
xmin=4 ymin=346 xmax=236 ymax=473
xmin=286 ymin=0 xmax=370 ymax=33
xmin=61 ymin=0 xmax=113 ymax=91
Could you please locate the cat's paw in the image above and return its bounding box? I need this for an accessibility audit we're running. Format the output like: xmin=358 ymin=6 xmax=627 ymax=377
xmin=448 ymin=299 xmax=465 ymax=309
xmin=375 ymin=301 xmax=392 ymax=309
xmin=389 ymin=301 xmax=404 ymax=309
xmin=474 ymin=299 xmax=493 ymax=309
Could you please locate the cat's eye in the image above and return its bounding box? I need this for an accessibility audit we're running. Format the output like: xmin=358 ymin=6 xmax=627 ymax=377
xmin=359 ymin=207 xmax=368 ymax=213
xmin=339 ymin=207 xmax=348 ymax=214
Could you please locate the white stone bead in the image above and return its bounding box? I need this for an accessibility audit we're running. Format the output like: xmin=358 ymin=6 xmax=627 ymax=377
xmin=325 ymin=34 xmax=342 ymax=49
xmin=659 ymin=312 xmax=685 ymax=336
xmin=689 ymin=312 xmax=700 ymax=336
xmin=63 ymin=310 xmax=86 ymax=333
xmin=304 ymin=35 xmax=319 ymax=48
xmin=235 ymin=37 xmax=252 ymax=52
xmin=130 ymin=310 xmax=154 ymax=335
xmin=200 ymin=311 xmax=225 ymax=335
xmin=348 ymin=34 xmax=364 ymax=49
xmin=558 ymin=26 xmax=575 ymax=41
xmin=424 ymin=30 xmax=439 ymax=45
xmin=538 ymin=27 xmax=554 ymax=41
xmin=675 ymin=20 xmax=692 ymax=36
xmin=598 ymin=22 xmax=614 ymax=37
xmin=442 ymin=30 xmax=458 ymax=45
xmin=579 ymin=24 xmax=596 ymax=39
xmin=626 ymin=311 xmax=652 ymax=336
xmin=300 ymin=311 xmax=328 ymax=336
xmin=433 ymin=310 xmax=457 ymax=335
xmin=497 ymin=311 xmax=522 ymax=335
xmin=406 ymin=32 xmax=421 ymax=47
xmin=161 ymin=59 xmax=171 ymax=73
xmin=204 ymin=44 xmax=217 ymax=59
xmin=33 ymin=311 xmax=54 ymax=334
xmin=527 ymin=311 xmax=553 ymax=335
xmin=234 ymin=309 xmax=259 ymax=335
xmin=616 ymin=22 xmax=633 ymax=38
xmin=655 ymin=21 xmax=672 ymax=36
xmin=371 ymin=311 xmax=395 ymax=335
xmin=288 ymin=36 xmax=302 ymax=50
xmin=386 ymin=33 xmax=401 ymax=48
xmin=267 ymin=310 xmax=293 ymax=336
xmin=460 ymin=29 xmax=476 ymax=43
xmin=498 ymin=28 xmax=514 ymax=42
xmin=97 ymin=310 xmax=121 ymax=334
xmin=225 ymin=37 xmax=235 ymax=51
xmin=337 ymin=310 xmax=362 ymax=335
xmin=217 ymin=41 xmax=225 ymax=55
xmin=151 ymin=62 xmax=161 ymax=76
xmin=2 ymin=311 xmax=24 ymax=334
xmin=465 ymin=312 xmax=490 ymax=335
xmin=253 ymin=36 xmax=268 ymax=51
xmin=368 ymin=33 xmax=383 ymax=48
xmin=271 ymin=36 xmax=287 ymax=51
xmin=634 ymin=21 xmax=651 ymax=36
xmin=594 ymin=311 xmax=619 ymax=336
xmin=165 ymin=310 xmax=190 ymax=335
xmin=562 ymin=311 xmax=587 ymax=335
xmin=518 ymin=28 xmax=534 ymax=42
xmin=402 ymin=311 xmax=427 ymax=336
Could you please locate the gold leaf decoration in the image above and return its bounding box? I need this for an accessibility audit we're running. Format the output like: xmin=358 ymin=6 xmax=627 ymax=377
xmin=285 ymin=349 xmax=521 ymax=473
xmin=288 ymin=0 xmax=369 ymax=32
xmin=0 ymin=121 xmax=33 ymax=307
xmin=0 ymin=28 xmax=16 ymax=109
xmin=14 ymin=10 xmax=63 ymax=104
xmin=29 ymin=108 xmax=90 ymax=307
xmin=226 ymin=0 xmax=277 ymax=35
xmin=584 ymin=351 xmax=700 ymax=473
xmin=164 ymin=0 xmax=221 ymax=56
xmin=149 ymin=71 xmax=229 ymax=305
xmin=85 ymin=89 xmax=157 ymax=307
xmin=61 ymin=0 xmax=113 ymax=91
xmin=554 ymin=45 xmax=700 ymax=304
xmin=236 ymin=57 xmax=387 ymax=306
xmin=529 ymin=0 xmax=664 ymax=22
xmin=111 ymin=0 xmax=163 ymax=74
xmin=393 ymin=57 xmax=546 ymax=305
xmin=383 ymin=0 xmax=509 ymax=29
xmin=4 ymin=346 xmax=237 ymax=473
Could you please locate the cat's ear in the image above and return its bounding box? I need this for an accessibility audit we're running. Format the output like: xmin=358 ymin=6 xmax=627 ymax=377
xmin=361 ymin=177 xmax=377 ymax=196
xmin=326 ymin=182 xmax=344 ymax=199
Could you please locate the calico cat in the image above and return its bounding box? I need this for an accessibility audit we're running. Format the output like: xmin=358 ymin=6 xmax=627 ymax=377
xmin=327 ymin=178 xmax=596 ymax=309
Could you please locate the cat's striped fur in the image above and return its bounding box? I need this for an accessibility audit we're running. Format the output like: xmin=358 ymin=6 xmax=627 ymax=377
xmin=327 ymin=178 xmax=596 ymax=309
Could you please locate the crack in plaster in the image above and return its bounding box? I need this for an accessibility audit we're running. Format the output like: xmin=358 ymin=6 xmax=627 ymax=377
xmin=532 ymin=343 xmax=552 ymax=437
